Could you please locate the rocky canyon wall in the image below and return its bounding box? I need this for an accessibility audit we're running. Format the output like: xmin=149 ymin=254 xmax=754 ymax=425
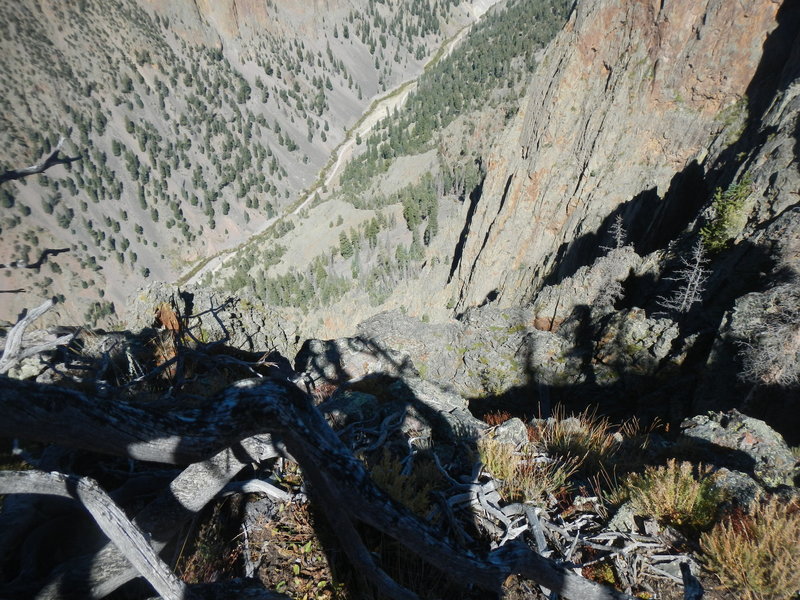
xmin=451 ymin=0 xmax=785 ymax=310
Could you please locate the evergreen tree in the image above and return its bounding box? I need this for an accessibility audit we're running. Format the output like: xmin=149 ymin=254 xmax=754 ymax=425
xmin=339 ymin=231 xmax=354 ymax=258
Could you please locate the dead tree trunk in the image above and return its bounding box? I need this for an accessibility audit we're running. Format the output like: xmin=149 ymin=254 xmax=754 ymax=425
xmin=0 ymin=137 xmax=81 ymax=184
xmin=0 ymin=375 xmax=635 ymax=600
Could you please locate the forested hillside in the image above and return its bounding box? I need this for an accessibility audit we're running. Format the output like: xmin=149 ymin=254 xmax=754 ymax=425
xmin=201 ymin=0 xmax=573 ymax=334
xmin=0 ymin=0 xmax=478 ymax=325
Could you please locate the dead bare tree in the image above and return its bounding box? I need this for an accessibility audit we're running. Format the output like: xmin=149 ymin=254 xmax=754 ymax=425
xmin=657 ymin=240 xmax=709 ymax=316
xmin=601 ymin=215 xmax=628 ymax=253
xmin=0 ymin=137 xmax=81 ymax=184
xmin=0 ymin=373 xmax=638 ymax=600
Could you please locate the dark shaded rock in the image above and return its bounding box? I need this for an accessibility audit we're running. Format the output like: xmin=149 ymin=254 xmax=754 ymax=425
xmin=356 ymin=311 xmax=462 ymax=385
xmin=294 ymin=336 xmax=418 ymax=385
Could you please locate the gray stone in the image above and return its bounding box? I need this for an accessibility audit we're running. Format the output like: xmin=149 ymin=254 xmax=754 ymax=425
xmin=679 ymin=410 xmax=797 ymax=489
xmin=492 ymin=418 xmax=529 ymax=447
xmin=320 ymin=390 xmax=381 ymax=428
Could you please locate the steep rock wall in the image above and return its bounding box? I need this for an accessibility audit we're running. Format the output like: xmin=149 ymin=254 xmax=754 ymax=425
xmin=451 ymin=0 xmax=782 ymax=310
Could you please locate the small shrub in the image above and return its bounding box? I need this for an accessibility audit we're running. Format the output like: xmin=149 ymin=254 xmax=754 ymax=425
xmin=701 ymin=497 xmax=800 ymax=600
xmin=623 ymin=459 xmax=723 ymax=531
xmin=700 ymin=177 xmax=752 ymax=252
xmin=482 ymin=410 xmax=512 ymax=427
xmin=478 ymin=437 xmax=577 ymax=504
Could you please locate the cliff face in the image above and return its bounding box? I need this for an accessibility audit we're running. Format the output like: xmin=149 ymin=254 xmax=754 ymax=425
xmin=149 ymin=0 xmax=352 ymax=42
xmin=451 ymin=0 xmax=785 ymax=310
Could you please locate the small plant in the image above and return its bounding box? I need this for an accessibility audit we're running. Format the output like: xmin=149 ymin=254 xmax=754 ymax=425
xmin=701 ymin=496 xmax=800 ymax=600
xmin=478 ymin=437 xmax=577 ymax=504
xmin=623 ymin=459 xmax=723 ymax=531
xmin=368 ymin=450 xmax=442 ymax=518
xmin=527 ymin=408 xmax=620 ymax=475
xmin=601 ymin=215 xmax=627 ymax=252
xmin=482 ymin=410 xmax=512 ymax=427
xmin=700 ymin=177 xmax=752 ymax=252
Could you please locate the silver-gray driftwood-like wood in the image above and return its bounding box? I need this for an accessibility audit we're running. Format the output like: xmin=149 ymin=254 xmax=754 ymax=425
xmin=0 ymin=375 xmax=635 ymax=600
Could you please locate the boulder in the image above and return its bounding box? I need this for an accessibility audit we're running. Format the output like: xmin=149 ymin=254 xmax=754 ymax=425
xmin=491 ymin=418 xmax=529 ymax=447
xmin=294 ymin=336 xmax=417 ymax=385
xmin=321 ymin=374 xmax=486 ymax=443
xmin=679 ymin=410 xmax=797 ymax=489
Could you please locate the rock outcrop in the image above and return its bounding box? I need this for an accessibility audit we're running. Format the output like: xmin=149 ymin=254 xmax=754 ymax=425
xmin=679 ymin=410 xmax=798 ymax=489
xmin=451 ymin=0 xmax=788 ymax=311
xmin=128 ymin=282 xmax=300 ymax=359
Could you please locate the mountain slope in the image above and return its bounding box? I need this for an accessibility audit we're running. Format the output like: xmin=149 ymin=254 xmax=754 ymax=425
xmin=0 ymin=0 xmax=483 ymax=324
xmin=449 ymin=0 xmax=790 ymax=309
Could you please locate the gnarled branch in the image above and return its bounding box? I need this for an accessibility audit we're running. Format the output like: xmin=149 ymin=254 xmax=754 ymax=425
xmin=0 ymin=137 xmax=81 ymax=184
xmin=0 ymin=375 xmax=634 ymax=599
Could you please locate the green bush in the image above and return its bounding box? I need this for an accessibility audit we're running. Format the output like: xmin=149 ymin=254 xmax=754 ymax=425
xmin=701 ymin=178 xmax=752 ymax=252
xmin=623 ymin=459 xmax=723 ymax=531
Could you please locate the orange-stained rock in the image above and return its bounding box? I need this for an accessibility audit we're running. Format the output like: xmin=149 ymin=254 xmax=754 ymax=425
xmin=451 ymin=0 xmax=782 ymax=311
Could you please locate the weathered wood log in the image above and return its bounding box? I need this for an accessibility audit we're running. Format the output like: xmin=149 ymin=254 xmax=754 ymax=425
xmin=0 ymin=375 xmax=635 ymax=600
xmin=0 ymin=471 xmax=187 ymax=600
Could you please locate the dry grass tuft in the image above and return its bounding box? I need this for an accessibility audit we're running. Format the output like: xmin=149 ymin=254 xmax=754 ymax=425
xmin=477 ymin=436 xmax=520 ymax=483
xmin=701 ymin=496 xmax=800 ymax=600
xmin=503 ymin=456 xmax=579 ymax=504
xmin=368 ymin=450 xmax=443 ymax=518
xmin=623 ymin=459 xmax=723 ymax=531
xmin=527 ymin=408 xmax=623 ymax=474
xmin=478 ymin=437 xmax=577 ymax=504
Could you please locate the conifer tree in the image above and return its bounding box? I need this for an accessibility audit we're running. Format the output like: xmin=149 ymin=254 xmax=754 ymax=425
xmin=657 ymin=240 xmax=709 ymax=315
